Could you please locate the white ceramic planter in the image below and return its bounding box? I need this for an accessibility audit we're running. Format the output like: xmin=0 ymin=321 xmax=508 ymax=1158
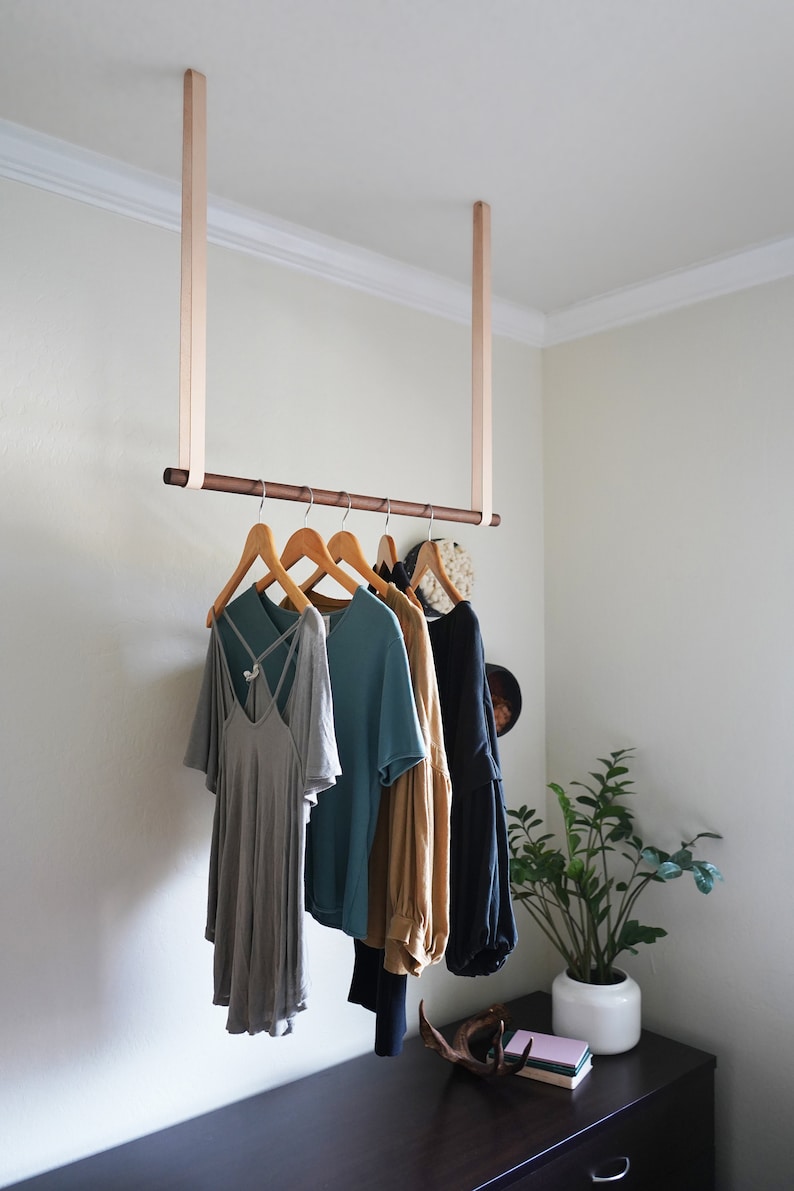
xmin=551 ymin=968 xmax=642 ymax=1055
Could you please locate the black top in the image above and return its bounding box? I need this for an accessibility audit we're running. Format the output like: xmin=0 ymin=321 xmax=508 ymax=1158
xmin=427 ymin=601 xmax=517 ymax=976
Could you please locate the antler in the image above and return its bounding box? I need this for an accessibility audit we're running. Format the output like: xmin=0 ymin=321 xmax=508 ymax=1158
xmin=418 ymin=1001 xmax=532 ymax=1078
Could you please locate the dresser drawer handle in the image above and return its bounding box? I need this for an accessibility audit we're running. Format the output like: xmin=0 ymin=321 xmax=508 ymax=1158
xmin=591 ymin=1156 xmax=631 ymax=1182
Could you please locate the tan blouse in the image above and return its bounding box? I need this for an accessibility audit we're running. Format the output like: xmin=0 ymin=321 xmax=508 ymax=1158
xmin=364 ymin=585 xmax=451 ymax=976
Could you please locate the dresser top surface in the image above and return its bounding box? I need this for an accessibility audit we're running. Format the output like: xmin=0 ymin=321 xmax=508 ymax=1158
xmin=11 ymin=992 xmax=716 ymax=1191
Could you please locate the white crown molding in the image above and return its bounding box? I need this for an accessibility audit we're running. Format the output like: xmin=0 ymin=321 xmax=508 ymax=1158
xmin=544 ymin=238 xmax=794 ymax=345
xmin=4 ymin=117 xmax=793 ymax=348
xmin=0 ymin=118 xmax=183 ymax=231
xmin=0 ymin=118 xmax=545 ymax=347
xmin=208 ymin=192 xmax=547 ymax=345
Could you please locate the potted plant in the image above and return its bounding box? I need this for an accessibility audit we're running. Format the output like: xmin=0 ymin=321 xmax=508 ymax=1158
xmin=507 ymin=748 xmax=723 ymax=1053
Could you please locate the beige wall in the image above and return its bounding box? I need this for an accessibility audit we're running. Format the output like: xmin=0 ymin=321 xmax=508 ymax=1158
xmin=7 ymin=164 xmax=789 ymax=1190
xmin=544 ymin=280 xmax=794 ymax=1190
xmin=0 ymin=178 xmax=549 ymax=1186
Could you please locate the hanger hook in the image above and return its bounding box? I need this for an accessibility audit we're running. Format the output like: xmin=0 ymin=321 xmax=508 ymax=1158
xmin=303 ymin=486 xmax=314 ymax=528
xmin=427 ymin=503 xmax=434 ymax=541
xmin=341 ymin=491 xmax=352 ymax=531
xmin=384 ymin=497 xmax=391 ymax=535
xmin=258 ymin=480 xmax=267 ymax=523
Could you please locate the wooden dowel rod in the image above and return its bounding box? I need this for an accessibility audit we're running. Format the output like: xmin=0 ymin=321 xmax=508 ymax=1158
xmin=163 ymin=468 xmax=501 ymax=526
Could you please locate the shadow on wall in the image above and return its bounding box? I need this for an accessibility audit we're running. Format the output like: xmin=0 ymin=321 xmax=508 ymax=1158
xmin=1 ymin=507 xmax=214 ymax=1079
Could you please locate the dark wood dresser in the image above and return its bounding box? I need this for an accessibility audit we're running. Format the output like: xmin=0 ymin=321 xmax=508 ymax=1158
xmin=9 ymin=992 xmax=715 ymax=1190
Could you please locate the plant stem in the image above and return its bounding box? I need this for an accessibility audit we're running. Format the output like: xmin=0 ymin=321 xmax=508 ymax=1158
xmin=512 ymin=893 xmax=577 ymax=971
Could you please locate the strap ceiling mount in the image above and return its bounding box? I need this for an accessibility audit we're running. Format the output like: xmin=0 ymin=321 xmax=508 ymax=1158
xmin=164 ymin=69 xmax=500 ymax=527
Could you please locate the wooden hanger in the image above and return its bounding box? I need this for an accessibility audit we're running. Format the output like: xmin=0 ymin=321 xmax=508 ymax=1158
xmin=257 ymin=526 xmax=360 ymax=598
xmin=410 ymin=539 xmax=465 ymax=606
xmin=297 ymin=496 xmax=388 ymax=600
xmin=299 ymin=528 xmax=427 ymax=614
xmin=376 ymin=532 xmax=399 ymax=571
xmin=301 ymin=529 xmax=390 ymax=598
xmin=375 ymin=499 xmax=399 ymax=571
xmin=368 ymin=500 xmax=422 ymax=609
xmin=206 ymin=521 xmax=310 ymax=626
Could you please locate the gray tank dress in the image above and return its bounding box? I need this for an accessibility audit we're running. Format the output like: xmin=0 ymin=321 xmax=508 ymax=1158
xmin=185 ymin=605 xmax=340 ymax=1036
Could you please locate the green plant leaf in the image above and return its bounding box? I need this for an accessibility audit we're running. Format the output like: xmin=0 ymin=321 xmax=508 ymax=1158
xmin=598 ymin=807 xmax=629 ymax=820
xmin=618 ymin=920 xmax=668 ymax=949
xmin=642 ymin=846 xmax=670 ymax=866
xmin=656 ymin=861 xmax=683 ymax=880
xmin=691 ymin=862 xmax=724 ymax=893
xmin=692 ymin=866 xmax=714 ymax=893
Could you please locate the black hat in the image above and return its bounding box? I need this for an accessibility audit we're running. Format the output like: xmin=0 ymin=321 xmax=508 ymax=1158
xmin=485 ymin=664 xmax=522 ymax=737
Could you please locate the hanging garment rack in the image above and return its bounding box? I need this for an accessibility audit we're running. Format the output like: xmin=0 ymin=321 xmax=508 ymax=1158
xmin=162 ymin=69 xmax=500 ymax=527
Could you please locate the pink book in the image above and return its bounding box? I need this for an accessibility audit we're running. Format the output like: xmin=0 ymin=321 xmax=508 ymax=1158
xmin=504 ymin=1029 xmax=590 ymax=1071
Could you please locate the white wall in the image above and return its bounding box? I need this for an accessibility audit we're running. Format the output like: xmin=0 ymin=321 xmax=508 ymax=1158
xmin=0 ymin=178 xmax=549 ymax=1186
xmin=543 ymin=280 xmax=794 ymax=1191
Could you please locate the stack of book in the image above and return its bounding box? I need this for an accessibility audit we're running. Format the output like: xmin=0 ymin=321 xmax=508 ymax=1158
xmin=498 ymin=1028 xmax=593 ymax=1089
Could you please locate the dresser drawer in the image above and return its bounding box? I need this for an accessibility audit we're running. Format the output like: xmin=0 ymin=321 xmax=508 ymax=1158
xmin=501 ymin=1065 xmax=714 ymax=1191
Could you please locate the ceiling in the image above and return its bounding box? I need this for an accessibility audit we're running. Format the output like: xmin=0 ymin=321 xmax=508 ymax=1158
xmin=3 ymin=0 xmax=794 ymax=316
